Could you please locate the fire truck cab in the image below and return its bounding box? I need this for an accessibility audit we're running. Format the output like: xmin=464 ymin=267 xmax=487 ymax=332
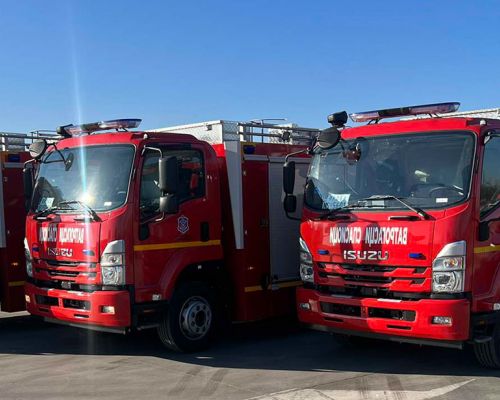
xmin=23 ymin=118 xmax=313 ymax=352
xmin=285 ymin=103 xmax=500 ymax=367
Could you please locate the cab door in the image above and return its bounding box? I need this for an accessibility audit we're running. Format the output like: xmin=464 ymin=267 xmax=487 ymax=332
xmin=133 ymin=144 xmax=221 ymax=304
xmin=474 ymin=133 xmax=500 ymax=310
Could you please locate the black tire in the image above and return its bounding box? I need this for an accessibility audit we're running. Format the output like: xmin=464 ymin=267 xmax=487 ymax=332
xmin=474 ymin=325 xmax=500 ymax=368
xmin=157 ymin=281 xmax=216 ymax=352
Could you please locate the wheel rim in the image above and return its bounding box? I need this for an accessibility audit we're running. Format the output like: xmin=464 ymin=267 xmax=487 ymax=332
xmin=179 ymin=296 xmax=212 ymax=340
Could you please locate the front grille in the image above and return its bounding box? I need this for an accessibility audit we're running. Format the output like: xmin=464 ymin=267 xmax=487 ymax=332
xmin=44 ymin=260 xmax=96 ymax=268
xmin=340 ymin=264 xmax=397 ymax=273
xmin=318 ymin=263 xmax=430 ymax=292
xmin=344 ymin=274 xmax=393 ymax=284
xmin=47 ymin=270 xmax=79 ymax=278
xmin=30 ymin=279 xmax=101 ymax=292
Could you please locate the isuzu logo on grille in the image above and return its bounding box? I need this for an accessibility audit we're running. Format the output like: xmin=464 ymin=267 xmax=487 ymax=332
xmin=47 ymin=247 xmax=73 ymax=257
xmin=343 ymin=250 xmax=389 ymax=261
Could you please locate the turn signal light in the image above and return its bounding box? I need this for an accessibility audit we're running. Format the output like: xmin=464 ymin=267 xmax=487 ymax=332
xmin=101 ymin=306 xmax=115 ymax=314
xmin=432 ymin=316 xmax=452 ymax=325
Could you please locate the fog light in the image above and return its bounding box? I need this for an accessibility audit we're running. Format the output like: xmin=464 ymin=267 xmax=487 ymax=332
xmin=299 ymin=302 xmax=311 ymax=311
xmin=101 ymin=306 xmax=115 ymax=314
xmin=25 ymin=294 xmax=31 ymax=304
xmin=432 ymin=316 xmax=452 ymax=325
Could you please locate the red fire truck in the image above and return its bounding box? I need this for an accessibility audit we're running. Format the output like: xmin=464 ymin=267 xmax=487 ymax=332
xmin=283 ymin=103 xmax=500 ymax=367
xmin=23 ymin=119 xmax=315 ymax=351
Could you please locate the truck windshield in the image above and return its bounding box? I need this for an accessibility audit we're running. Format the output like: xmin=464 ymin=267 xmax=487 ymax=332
xmin=305 ymin=131 xmax=475 ymax=211
xmin=32 ymin=145 xmax=135 ymax=213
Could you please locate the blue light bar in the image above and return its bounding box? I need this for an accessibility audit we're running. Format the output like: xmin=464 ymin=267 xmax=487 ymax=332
xmin=59 ymin=119 xmax=142 ymax=136
xmin=350 ymin=102 xmax=460 ymax=123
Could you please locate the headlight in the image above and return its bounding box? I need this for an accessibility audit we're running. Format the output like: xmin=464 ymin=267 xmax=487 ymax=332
xmin=432 ymin=270 xmax=463 ymax=292
xmin=100 ymin=240 xmax=125 ymax=285
xmin=432 ymin=241 xmax=465 ymax=293
xmin=24 ymin=238 xmax=33 ymax=278
xmin=299 ymin=237 xmax=314 ymax=283
xmin=101 ymin=253 xmax=124 ymax=266
xmin=101 ymin=266 xmax=124 ymax=286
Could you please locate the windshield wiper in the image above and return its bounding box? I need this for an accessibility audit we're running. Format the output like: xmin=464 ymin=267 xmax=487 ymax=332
xmin=358 ymin=195 xmax=431 ymax=220
xmin=33 ymin=204 xmax=75 ymax=220
xmin=58 ymin=200 xmax=101 ymax=222
xmin=318 ymin=202 xmax=381 ymax=220
xmin=319 ymin=195 xmax=431 ymax=220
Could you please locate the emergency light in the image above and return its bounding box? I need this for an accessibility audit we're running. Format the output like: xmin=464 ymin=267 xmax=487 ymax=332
xmin=57 ymin=119 xmax=142 ymax=137
xmin=349 ymin=102 xmax=460 ymax=123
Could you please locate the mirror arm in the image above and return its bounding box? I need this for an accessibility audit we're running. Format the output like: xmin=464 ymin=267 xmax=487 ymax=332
xmin=143 ymin=146 xmax=163 ymax=156
xmin=49 ymin=142 xmax=66 ymax=164
xmin=140 ymin=211 xmax=164 ymax=225
xmin=285 ymin=148 xmax=308 ymax=162
xmin=155 ymin=212 xmax=166 ymax=223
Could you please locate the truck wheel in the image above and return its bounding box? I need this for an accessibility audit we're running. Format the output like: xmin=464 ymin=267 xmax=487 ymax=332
xmin=474 ymin=324 xmax=500 ymax=368
xmin=157 ymin=282 xmax=216 ymax=352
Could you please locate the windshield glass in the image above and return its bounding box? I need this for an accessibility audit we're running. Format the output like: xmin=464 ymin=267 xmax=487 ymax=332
xmin=305 ymin=131 xmax=475 ymax=211
xmin=32 ymin=145 xmax=135 ymax=213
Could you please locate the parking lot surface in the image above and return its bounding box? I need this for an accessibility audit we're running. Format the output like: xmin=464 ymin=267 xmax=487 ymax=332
xmin=0 ymin=312 xmax=499 ymax=399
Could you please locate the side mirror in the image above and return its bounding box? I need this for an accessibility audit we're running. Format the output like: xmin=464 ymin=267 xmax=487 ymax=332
xmin=159 ymin=194 xmax=179 ymax=214
xmin=283 ymin=161 xmax=296 ymax=195
xmin=28 ymin=139 xmax=48 ymax=160
xmin=317 ymin=127 xmax=341 ymax=150
xmin=23 ymin=164 xmax=34 ymax=211
xmin=159 ymin=156 xmax=178 ymax=193
xmin=284 ymin=195 xmax=297 ymax=214
xmin=327 ymin=111 xmax=348 ymax=128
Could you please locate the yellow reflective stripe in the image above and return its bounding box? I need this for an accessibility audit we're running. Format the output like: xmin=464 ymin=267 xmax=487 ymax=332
xmin=8 ymin=281 xmax=25 ymax=287
xmin=474 ymin=245 xmax=500 ymax=254
xmin=133 ymin=240 xmax=221 ymax=252
xmin=244 ymin=280 xmax=302 ymax=293
xmin=244 ymin=285 xmax=263 ymax=293
xmin=277 ymin=280 xmax=302 ymax=289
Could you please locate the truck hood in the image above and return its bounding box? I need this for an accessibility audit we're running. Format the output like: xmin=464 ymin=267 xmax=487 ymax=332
xmin=32 ymin=220 xmax=101 ymax=263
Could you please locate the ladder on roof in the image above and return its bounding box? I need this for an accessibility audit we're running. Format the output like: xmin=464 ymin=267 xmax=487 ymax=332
xmin=151 ymin=120 xmax=320 ymax=145
xmin=0 ymin=131 xmax=57 ymax=152
xmin=237 ymin=122 xmax=320 ymax=144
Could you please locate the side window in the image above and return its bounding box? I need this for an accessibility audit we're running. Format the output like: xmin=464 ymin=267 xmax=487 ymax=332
xmin=480 ymin=138 xmax=500 ymax=215
xmin=164 ymin=149 xmax=205 ymax=203
xmin=140 ymin=152 xmax=161 ymax=220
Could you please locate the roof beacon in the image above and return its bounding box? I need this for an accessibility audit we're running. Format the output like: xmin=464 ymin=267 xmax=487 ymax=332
xmin=349 ymin=102 xmax=460 ymax=123
xmin=58 ymin=119 xmax=142 ymax=137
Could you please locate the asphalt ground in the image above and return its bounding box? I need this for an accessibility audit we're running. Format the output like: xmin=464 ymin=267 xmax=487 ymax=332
xmin=0 ymin=312 xmax=499 ymax=400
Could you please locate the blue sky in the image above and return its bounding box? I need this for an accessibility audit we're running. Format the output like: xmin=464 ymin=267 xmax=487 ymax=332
xmin=0 ymin=0 xmax=498 ymax=132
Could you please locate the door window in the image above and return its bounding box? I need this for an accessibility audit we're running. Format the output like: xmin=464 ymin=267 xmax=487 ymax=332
xmin=139 ymin=148 xmax=205 ymax=220
xmin=480 ymin=137 xmax=500 ymax=216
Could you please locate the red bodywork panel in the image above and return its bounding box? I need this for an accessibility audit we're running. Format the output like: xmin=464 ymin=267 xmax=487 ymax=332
xmin=297 ymin=116 xmax=500 ymax=344
xmin=212 ymin=143 xmax=307 ymax=321
xmin=0 ymin=152 xmax=30 ymax=312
